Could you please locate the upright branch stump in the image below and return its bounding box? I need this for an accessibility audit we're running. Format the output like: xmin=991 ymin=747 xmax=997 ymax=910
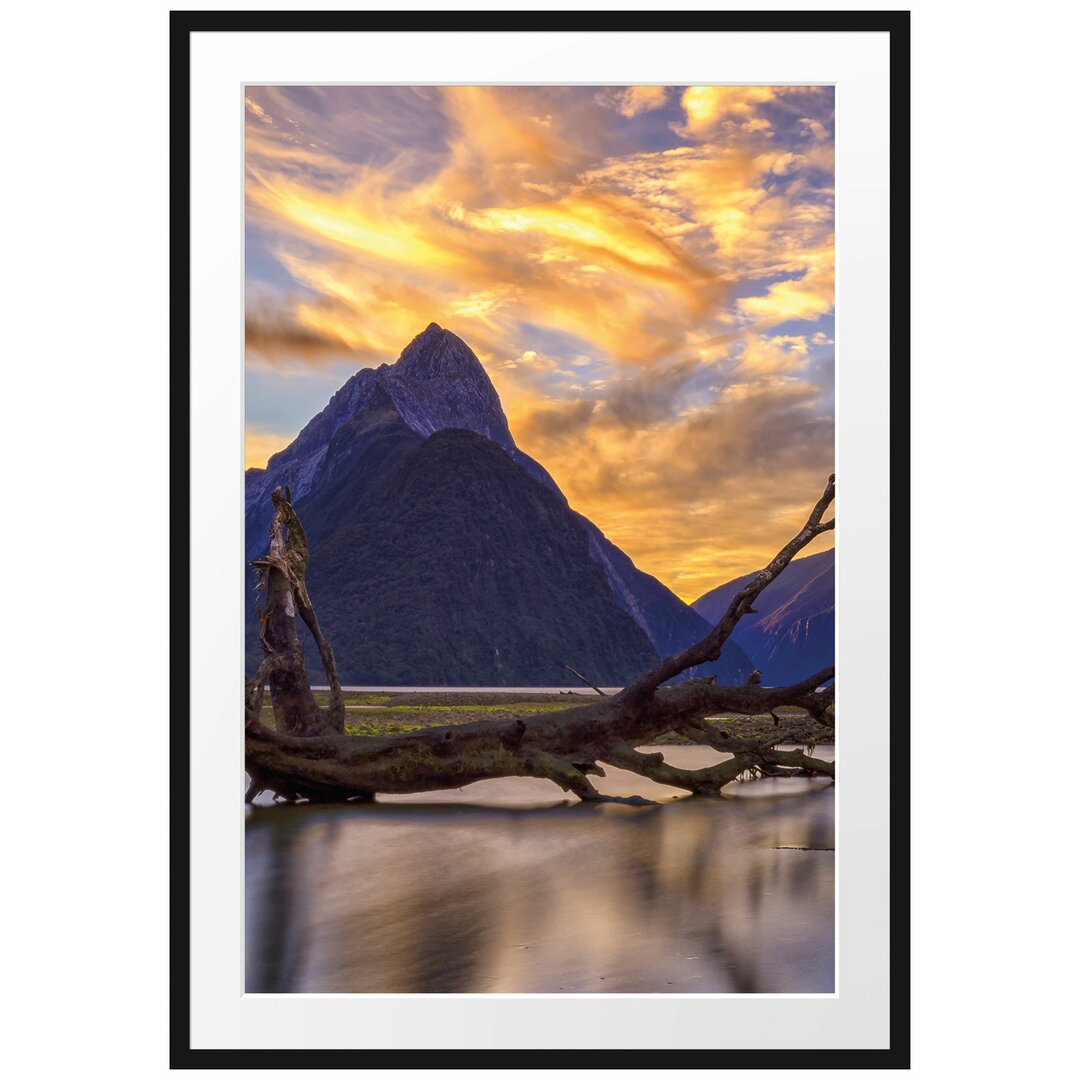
xmin=246 ymin=487 xmax=344 ymax=741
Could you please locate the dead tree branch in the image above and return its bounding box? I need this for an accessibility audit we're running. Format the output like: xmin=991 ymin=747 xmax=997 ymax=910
xmin=565 ymin=663 xmax=607 ymax=695
xmin=621 ymin=474 xmax=835 ymax=700
xmin=244 ymin=478 xmax=837 ymax=804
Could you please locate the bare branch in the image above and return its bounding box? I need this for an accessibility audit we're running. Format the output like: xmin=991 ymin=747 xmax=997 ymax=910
xmin=755 ymin=747 xmax=834 ymax=778
xmin=621 ymin=475 xmax=835 ymax=700
xmin=565 ymin=663 xmax=607 ymax=696
xmin=600 ymin=742 xmax=748 ymax=795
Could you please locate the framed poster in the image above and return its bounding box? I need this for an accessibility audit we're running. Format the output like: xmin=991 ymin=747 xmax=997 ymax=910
xmin=172 ymin=8 xmax=909 ymax=1068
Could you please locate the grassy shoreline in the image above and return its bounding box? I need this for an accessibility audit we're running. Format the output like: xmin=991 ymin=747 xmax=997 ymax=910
xmin=256 ymin=689 xmax=834 ymax=745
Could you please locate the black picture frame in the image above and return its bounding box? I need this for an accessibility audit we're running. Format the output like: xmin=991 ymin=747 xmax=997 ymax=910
xmin=171 ymin=8 xmax=910 ymax=1069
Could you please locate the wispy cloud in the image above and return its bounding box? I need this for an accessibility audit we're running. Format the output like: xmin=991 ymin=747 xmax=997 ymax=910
xmin=245 ymin=84 xmax=834 ymax=596
xmin=597 ymin=85 xmax=670 ymax=118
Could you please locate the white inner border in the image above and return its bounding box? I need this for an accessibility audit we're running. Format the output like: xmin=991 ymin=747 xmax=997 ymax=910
xmin=189 ymin=29 xmax=891 ymax=1051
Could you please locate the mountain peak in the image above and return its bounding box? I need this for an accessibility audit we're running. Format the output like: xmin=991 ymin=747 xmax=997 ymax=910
xmin=245 ymin=325 xmax=754 ymax=680
xmin=395 ymin=322 xmax=484 ymax=381
xmin=251 ymin=324 xmax=516 ymax=513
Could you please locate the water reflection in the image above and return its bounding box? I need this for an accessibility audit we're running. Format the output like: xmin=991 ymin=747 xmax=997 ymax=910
xmin=246 ymin=746 xmax=834 ymax=993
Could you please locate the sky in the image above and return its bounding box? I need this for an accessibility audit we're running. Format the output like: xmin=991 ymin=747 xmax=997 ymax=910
xmin=245 ymin=85 xmax=834 ymax=602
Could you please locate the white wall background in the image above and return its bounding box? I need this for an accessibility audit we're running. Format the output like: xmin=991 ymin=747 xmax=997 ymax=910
xmin=2 ymin=1 xmax=1074 ymax=1077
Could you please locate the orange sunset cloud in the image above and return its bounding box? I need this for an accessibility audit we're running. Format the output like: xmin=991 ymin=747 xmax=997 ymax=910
xmin=245 ymin=84 xmax=834 ymax=599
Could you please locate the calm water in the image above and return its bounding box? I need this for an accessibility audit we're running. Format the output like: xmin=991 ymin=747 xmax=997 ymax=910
xmin=246 ymin=745 xmax=835 ymax=994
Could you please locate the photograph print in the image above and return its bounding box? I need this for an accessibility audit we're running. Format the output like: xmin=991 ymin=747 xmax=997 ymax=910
xmin=243 ymin=83 xmax=837 ymax=995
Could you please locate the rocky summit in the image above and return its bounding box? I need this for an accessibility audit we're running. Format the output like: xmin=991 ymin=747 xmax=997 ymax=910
xmin=245 ymin=324 xmax=752 ymax=686
xmin=245 ymin=323 xmax=515 ymax=542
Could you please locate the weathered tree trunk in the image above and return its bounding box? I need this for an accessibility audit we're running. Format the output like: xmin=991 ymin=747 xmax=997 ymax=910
xmin=247 ymin=488 xmax=343 ymax=743
xmin=245 ymin=478 xmax=836 ymax=805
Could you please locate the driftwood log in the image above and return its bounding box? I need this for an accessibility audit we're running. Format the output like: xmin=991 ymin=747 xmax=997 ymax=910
xmin=245 ymin=477 xmax=836 ymax=805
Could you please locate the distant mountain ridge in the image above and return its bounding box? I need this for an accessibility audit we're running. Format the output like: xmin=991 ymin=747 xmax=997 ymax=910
xmin=246 ymin=323 xmax=751 ymax=685
xmin=692 ymin=549 xmax=834 ymax=685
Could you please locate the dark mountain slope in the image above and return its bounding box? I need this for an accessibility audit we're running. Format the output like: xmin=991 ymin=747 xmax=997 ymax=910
xmin=279 ymin=425 xmax=659 ymax=686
